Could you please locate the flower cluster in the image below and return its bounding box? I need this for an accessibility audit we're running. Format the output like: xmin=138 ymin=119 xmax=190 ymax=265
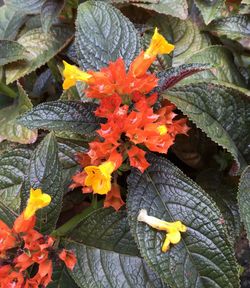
xmin=63 ymin=28 xmax=189 ymax=211
xmin=0 ymin=188 xmax=76 ymax=288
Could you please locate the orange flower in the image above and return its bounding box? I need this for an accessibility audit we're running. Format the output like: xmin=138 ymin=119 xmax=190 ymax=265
xmin=127 ymin=146 xmax=150 ymax=173
xmin=104 ymin=183 xmax=125 ymax=211
xmin=0 ymin=221 xmax=16 ymax=252
xmin=59 ymin=249 xmax=77 ymax=270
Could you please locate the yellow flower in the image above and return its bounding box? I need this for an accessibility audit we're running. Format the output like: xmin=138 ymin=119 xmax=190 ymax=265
xmin=145 ymin=28 xmax=175 ymax=57
xmin=23 ymin=188 xmax=51 ymax=220
xmin=137 ymin=209 xmax=187 ymax=252
xmin=62 ymin=61 xmax=92 ymax=90
xmin=157 ymin=125 xmax=168 ymax=135
xmin=84 ymin=161 xmax=115 ymax=195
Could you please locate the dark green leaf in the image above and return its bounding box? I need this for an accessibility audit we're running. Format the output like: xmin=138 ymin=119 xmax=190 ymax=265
xmin=18 ymin=101 xmax=102 ymax=135
xmin=5 ymin=26 xmax=73 ymax=84
xmin=0 ymin=40 xmax=28 ymax=65
xmin=75 ymin=1 xmax=141 ymax=70
xmin=41 ymin=0 xmax=65 ymax=33
xmin=194 ymin=0 xmax=225 ymax=25
xmin=22 ymin=132 xmax=63 ymax=234
xmin=0 ymin=148 xmax=31 ymax=214
xmin=63 ymin=208 xmax=168 ymax=288
xmin=5 ymin=0 xmax=46 ymax=14
xmin=0 ymin=201 xmax=17 ymax=226
xmin=238 ymin=166 xmax=250 ymax=242
xmin=0 ymin=5 xmax=27 ymax=40
xmin=163 ymin=81 xmax=250 ymax=174
xmin=127 ymin=154 xmax=239 ymax=288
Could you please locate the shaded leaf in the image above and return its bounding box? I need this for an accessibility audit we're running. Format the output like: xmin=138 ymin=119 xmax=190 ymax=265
xmin=163 ymin=81 xmax=250 ymax=174
xmin=133 ymin=0 xmax=188 ymax=20
xmin=0 ymin=148 xmax=31 ymax=214
xmin=0 ymin=5 xmax=27 ymax=40
xmin=21 ymin=132 xmax=63 ymax=234
xmin=75 ymin=1 xmax=141 ymax=70
xmin=238 ymin=166 xmax=250 ymax=242
xmin=0 ymin=201 xmax=17 ymax=226
xmin=5 ymin=26 xmax=73 ymax=84
xmin=5 ymin=0 xmax=46 ymax=14
xmin=127 ymin=154 xmax=239 ymax=288
xmin=41 ymin=0 xmax=65 ymax=33
xmin=0 ymin=84 xmax=38 ymax=144
xmin=194 ymin=0 xmax=226 ymax=25
xmin=63 ymin=208 xmax=168 ymax=288
xmin=0 ymin=40 xmax=27 ymax=66
xmin=18 ymin=101 xmax=102 ymax=135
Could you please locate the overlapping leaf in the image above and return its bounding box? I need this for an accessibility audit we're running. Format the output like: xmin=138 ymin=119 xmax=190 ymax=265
xmin=4 ymin=0 xmax=46 ymax=14
xmin=63 ymin=208 xmax=168 ymax=288
xmin=127 ymin=154 xmax=239 ymax=288
xmin=238 ymin=166 xmax=250 ymax=242
xmin=21 ymin=132 xmax=63 ymax=234
xmin=163 ymin=81 xmax=250 ymax=173
xmin=75 ymin=1 xmax=141 ymax=70
xmin=18 ymin=101 xmax=102 ymax=135
xmin=0 ymin=40 xmax=28 ymax=65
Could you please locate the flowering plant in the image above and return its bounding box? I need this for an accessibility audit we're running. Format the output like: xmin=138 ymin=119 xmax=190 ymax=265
xmin=0 ymin=0 xmax=249 ymax=287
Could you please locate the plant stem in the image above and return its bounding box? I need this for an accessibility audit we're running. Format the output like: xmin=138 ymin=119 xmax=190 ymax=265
xmin=51 ymin=201 xmax=103 ymax=237
xmin=0 ymin=82 xmax=17 ymax=98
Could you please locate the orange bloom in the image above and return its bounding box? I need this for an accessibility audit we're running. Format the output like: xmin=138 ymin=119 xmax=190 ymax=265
xmin=127 ymin=146 xmax=150 ymax=173
xmin=59 ymin=249 xmax=77 ymax=270
xmin=104 ymin=183 xmax=125 ymax=211
xmin=0 ymin=221 xmax=16 ymax=252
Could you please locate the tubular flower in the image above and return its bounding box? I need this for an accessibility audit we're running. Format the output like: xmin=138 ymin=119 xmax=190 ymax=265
xmin=23 ymin=188 xmax=51 ymax=220
xmin=0 ymin=188 xmax=76 ymax=288
xmin=104 ymin=183 xmax=125 ymax=211
xmin=137 ymin=209 xmax=187 ymax=252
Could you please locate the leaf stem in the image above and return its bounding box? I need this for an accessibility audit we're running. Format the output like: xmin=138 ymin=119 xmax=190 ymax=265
xmin=0 ymin=82 xmax=17 ymax=98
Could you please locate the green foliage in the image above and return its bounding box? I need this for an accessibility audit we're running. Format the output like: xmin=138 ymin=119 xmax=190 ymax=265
xmin=0 ymin=40 xmax=28 ymax=65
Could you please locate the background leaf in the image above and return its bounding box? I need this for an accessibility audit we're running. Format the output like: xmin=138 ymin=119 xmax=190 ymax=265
xmin=0 ymin=40 xmax=27 ymax=65
xmin=4 ymin=0 xmax=46 ymax=14
xmin=163 ymin=81 xmax=250 ymax=174
xmin=63 ymin=208 xmax=168 ymax=288
xmin=18 ymin=101 xmax=102 ymax=135
xmin=0 ymin=84 xmax=38 ymax=144
xmin=21 ymin=132 xmax=63 ymax=234
xmin=238 ymin=166 xmax=250 ymax=242
xmin=127 ymin=154 xmax=239 ymax=288
xmin=75 ymin=1 xmax=141 ymax=70
xmin=5 ymin=26 xmax=73 ymax=84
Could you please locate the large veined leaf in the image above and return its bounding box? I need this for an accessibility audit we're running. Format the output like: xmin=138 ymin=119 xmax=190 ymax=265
xmin=238 ymin=166 xmax=250 ymax=242
xmin=63 ymin=208 xmax=168 ymax=288
xmin=0 ymin=40 xmax=28 ymax=65
xmin=0 ymin=84 xmax=38 ymax=144
xmin=183 ymin=46 xmax=246 ymax=86
xmin=18 ymin=101 xmax=102 ymax=135
xmin=5 ymin=25 xmax=73 ymax=84
xmin=194 ymin=0 xmax=225 ymax=25
xmin=0 ymin=148 xmax=31 ymax=214
xmin=4 ymin=0 xmax=46 ymax=14
xmin=0 ymin=5 xmax=27 ymax=40
xmin=132 ymin=0 xmax=188 ymax=20
xmin=163 ymin=81 xmax=250 ymax=174
xmin=75 ymin=1 xmax=141 ymax=70
xmin=127 ymin=154 xmax=239 ymax=288
xmin=148 ymin=14 xmax=210 ymax=66
xmin=0 ymin=201 xmax=17 ymax=226
xmin=21 ymin=132 xmax=63 ymax=234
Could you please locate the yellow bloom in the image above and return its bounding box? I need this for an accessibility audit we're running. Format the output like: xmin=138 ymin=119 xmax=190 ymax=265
xmin=157 ymin=125 xmax=168 ymax=136
xmin=145 ymin=28 xmax=175 ymax=57
xmin=62 ymin=61 xmax=92 ymax=90
xmin=137 ymin=209 xmax=187 ymax=252
xmin=23 ymin=188 xmax=51 ymax=220
xmin=84 ymin=161 xmax=115 ymax=195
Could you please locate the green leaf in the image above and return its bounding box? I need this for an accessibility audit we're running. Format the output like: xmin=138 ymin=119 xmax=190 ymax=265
xmin=238 ymin=166 xmax=250 ymax=242
xmin=18 ymin=101 xmax=102 ymax=135
xmin=0 ymin=40 xmax=28 ymax=65
xmin=183 ymin=46 xmax=246 ymax=86
xmin=5 ymin=26 xmax=73 ymax=84
xmin=127 ymin=154 xmax=239 ymax=288
xmin=75 ymin=1 xmax=141 ymax=70
xmin=0 ymin=5 xmax=27 ymax=40
xmin=41 ymin=0 xmax=65 ymax=33
xmin=0 ymin=84 xmax=38 ymax=144
xmin=5 ymin=0 xmax=46 ymax=14
xmin=63 ymin=208 xmax=168 ymax=288
xmin=194 ymin=0 xmax=226 ymax=25
xmin=148 ymin=14 xmax=210 ymax=66
xmin=163 ymin=81 xmax=250 ymax=174
xmin=0 ymin=148 xmax=31 ymax=213
xmin=22 ymin=132 xmax=63 ymax=234
xmin=48 ymin=262 xmax=79 ymax=288
xmin=133 ymin=0 xmax=188 ymax=20
xmin=0 ymin=201 xmax=17 ymax=226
